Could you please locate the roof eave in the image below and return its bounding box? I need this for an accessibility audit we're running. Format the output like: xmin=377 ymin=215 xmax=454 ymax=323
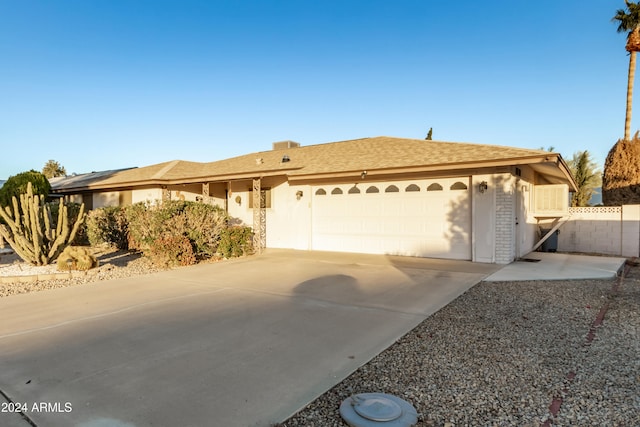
xmin=288 ymin=155 xmax=571 ymax=182
xmin=50 ymin=169 xmax=299 ymax=193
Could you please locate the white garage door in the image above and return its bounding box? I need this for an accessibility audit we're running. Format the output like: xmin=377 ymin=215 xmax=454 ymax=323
xmin=311 ymin=178 xmax=471 ymax=259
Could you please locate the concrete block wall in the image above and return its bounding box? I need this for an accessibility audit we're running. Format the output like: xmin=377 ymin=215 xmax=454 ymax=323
xmin=558 ymin=205 xmax=640 ymax=257
xmin=495 ymin=174 xmax=515 ymax=264
xmin=622 ymin=204 xmax=640 ymax=257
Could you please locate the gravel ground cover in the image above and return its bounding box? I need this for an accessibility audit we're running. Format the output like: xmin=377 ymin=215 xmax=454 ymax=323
xmin=0 ymin=247 xmax=165 ymax=297
xmin=277 ymin=261 xmax=639 ymax=427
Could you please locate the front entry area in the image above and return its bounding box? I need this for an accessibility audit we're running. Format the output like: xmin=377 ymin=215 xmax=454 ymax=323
xmin=311 ymin=178 xmax=472 ymax=259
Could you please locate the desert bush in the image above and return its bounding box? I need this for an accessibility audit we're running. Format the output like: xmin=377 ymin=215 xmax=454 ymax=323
xmin=86 ymin=200 xmax=249 ymax=266
xmin=86 ymin=206 xmax=128 ymax=249
xmin=56 ymin=246 xmax=98 ymax=271
xmin=184 ymin=202 xmax=227 ymax=257
xmin=122 ymin=200 xmax=232 ymax=266
xmin=147 ymin=233 xmax=196 ymax=267
xmin=218 ymin=226 xmax=254 ymax=258
xmin=124 ymin=201 xmax=187 ymax=252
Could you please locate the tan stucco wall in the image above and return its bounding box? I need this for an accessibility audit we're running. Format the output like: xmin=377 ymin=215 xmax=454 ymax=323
xmin=472 ymin=174 xmax=496 ymax=263
xmin=132 ymin=187 xmax=163 ymax=204
xmin=226 ymin=178 xmax=312 ymax=250
xmin=268 ymin=182 xmax=312 ymax=250
xmin=93 ymin=191 xmax=120 ymax=209
xmin=169 ymin=184 xmax=202 ymax=202
xmin=227 ymin=181 xmax=253 ymax=226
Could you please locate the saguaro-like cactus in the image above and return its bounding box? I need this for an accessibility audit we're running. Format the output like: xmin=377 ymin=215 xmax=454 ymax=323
xmin=0 ymin=182 xmax=85 ymax=265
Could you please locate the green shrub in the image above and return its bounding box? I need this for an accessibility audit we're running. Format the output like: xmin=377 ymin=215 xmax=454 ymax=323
xmin=0 ymin=170 xmax=51 ymax=208
xmin=86 ymin=206 xmax=128 ymax=249
xmin=218 ymin=226 xmax=254 ymax=258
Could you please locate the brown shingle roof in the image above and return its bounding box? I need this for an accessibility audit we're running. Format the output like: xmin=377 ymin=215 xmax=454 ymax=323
xmin=51 ymin=136 xmax=569 ymax=191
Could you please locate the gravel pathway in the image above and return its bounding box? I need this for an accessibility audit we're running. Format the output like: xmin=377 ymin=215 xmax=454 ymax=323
xmin=277 ymin=260 xmax=640 ymax=427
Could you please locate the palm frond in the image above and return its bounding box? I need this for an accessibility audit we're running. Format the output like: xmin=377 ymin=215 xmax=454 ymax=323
xmin=613 ymin=2 xmax=640 ymax=33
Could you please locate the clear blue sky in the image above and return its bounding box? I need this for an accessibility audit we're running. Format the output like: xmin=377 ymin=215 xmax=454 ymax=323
xmin=0 ymin=1 xmax=631 ymax=178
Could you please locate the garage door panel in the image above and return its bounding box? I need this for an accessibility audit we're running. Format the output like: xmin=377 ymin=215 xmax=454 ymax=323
xmin=312 ymin=178 xmax=471 ymax=259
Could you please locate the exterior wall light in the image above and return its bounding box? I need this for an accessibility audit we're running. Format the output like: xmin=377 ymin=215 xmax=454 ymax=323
xmin=235 ymin=195 xmax=242 ymax=205
xmin=361 ymin=170 xmax=367 ymax=179
xmin=296 ymin=190 xmax=303 ymax=200
xmin=479 ymin=181 xmax=488 ymax=193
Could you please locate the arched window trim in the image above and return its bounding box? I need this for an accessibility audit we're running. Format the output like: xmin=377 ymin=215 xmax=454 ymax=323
xmin=331 ymin=188 xmax=343 ymax=195
xmin=427 ymin=183 xmax=443 ymax=191
xmin=315 ymin=188 xmax=326 ymax=195
xmin=385 ymin=185 xmax=399 ymax=193
xmin=366 ymin=186 xmax=380 ymax=194
xmin=450 ymin=181 xmax=468 ymax=190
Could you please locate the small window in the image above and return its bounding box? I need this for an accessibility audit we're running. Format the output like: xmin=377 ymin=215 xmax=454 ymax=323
xmin=450 ymin=181 xmax=468 ymax=190
xmin=385 ymin=185 xmax=399 ymax=193
xmin=331 ymin=188 xmax=343 ymax=195
xmin=348 ymin=186 xmax=361 ymax=194
xmin=366 ymin=186 xmax=380 ymax=193
xmin=315 ymin=188 xmax=326 ymax=195
xmin=405 ymin=184 xmax=420 ymax=192
xmin=427 ymin=183 xmax=443 ymax=191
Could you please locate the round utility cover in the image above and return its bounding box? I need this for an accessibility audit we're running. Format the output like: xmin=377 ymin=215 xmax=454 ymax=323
xmin=340 ymin=393 xmax=418 ymax=427
xmin=353 ymin=395 xmax=402 ymax=421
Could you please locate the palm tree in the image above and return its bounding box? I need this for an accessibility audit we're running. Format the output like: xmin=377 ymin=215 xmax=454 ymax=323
xmin=613 ymin=1 xmax=640 ymax=140
xmin=567 ymin=150 xmax=601 ymax=206
xmin=42 ymin=159 xmax=67 ymax=178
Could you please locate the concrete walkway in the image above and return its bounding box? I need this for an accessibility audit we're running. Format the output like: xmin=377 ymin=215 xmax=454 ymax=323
xmin=484 ymin=252 xmax=627 ymax=282
xmin=0 ymin=250 xmax=498 ymax=427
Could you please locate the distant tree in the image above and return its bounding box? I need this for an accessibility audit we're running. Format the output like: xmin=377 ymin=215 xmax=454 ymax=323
xmin=0 ymin=170 xmax=51 ymax=208
xmin=538 ymin=146 xmax=556 ymax=152
xmin=567 ymin=150 xmax=602 ymax=207
xmin=42 ymin=160 xmax=66 ymax=178
xmin=602 ymin=133 xmax=640 ymax=205
xmin=425 ymin=128 xmax=433 ymax=140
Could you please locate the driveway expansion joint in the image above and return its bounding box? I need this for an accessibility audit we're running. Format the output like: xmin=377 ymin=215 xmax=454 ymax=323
xmin=0 ymin=388 xmax=38 ymax=427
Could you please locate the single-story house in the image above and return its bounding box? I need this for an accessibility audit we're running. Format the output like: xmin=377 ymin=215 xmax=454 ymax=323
xmin=50 ymin=136 xmax=577 ymax=264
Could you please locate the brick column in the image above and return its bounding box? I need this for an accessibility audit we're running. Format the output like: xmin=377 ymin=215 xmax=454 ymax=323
xmin=495 ymin=174 xmax=515 ymax=264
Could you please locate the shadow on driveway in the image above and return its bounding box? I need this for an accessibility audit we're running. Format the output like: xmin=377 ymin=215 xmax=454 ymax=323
xmin=0 ymin=250 xmax=497 ymax=427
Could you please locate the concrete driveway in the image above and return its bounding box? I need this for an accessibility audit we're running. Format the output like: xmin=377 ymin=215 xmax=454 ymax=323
xmin=0 ymin=249 xmax=498 ymax=427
